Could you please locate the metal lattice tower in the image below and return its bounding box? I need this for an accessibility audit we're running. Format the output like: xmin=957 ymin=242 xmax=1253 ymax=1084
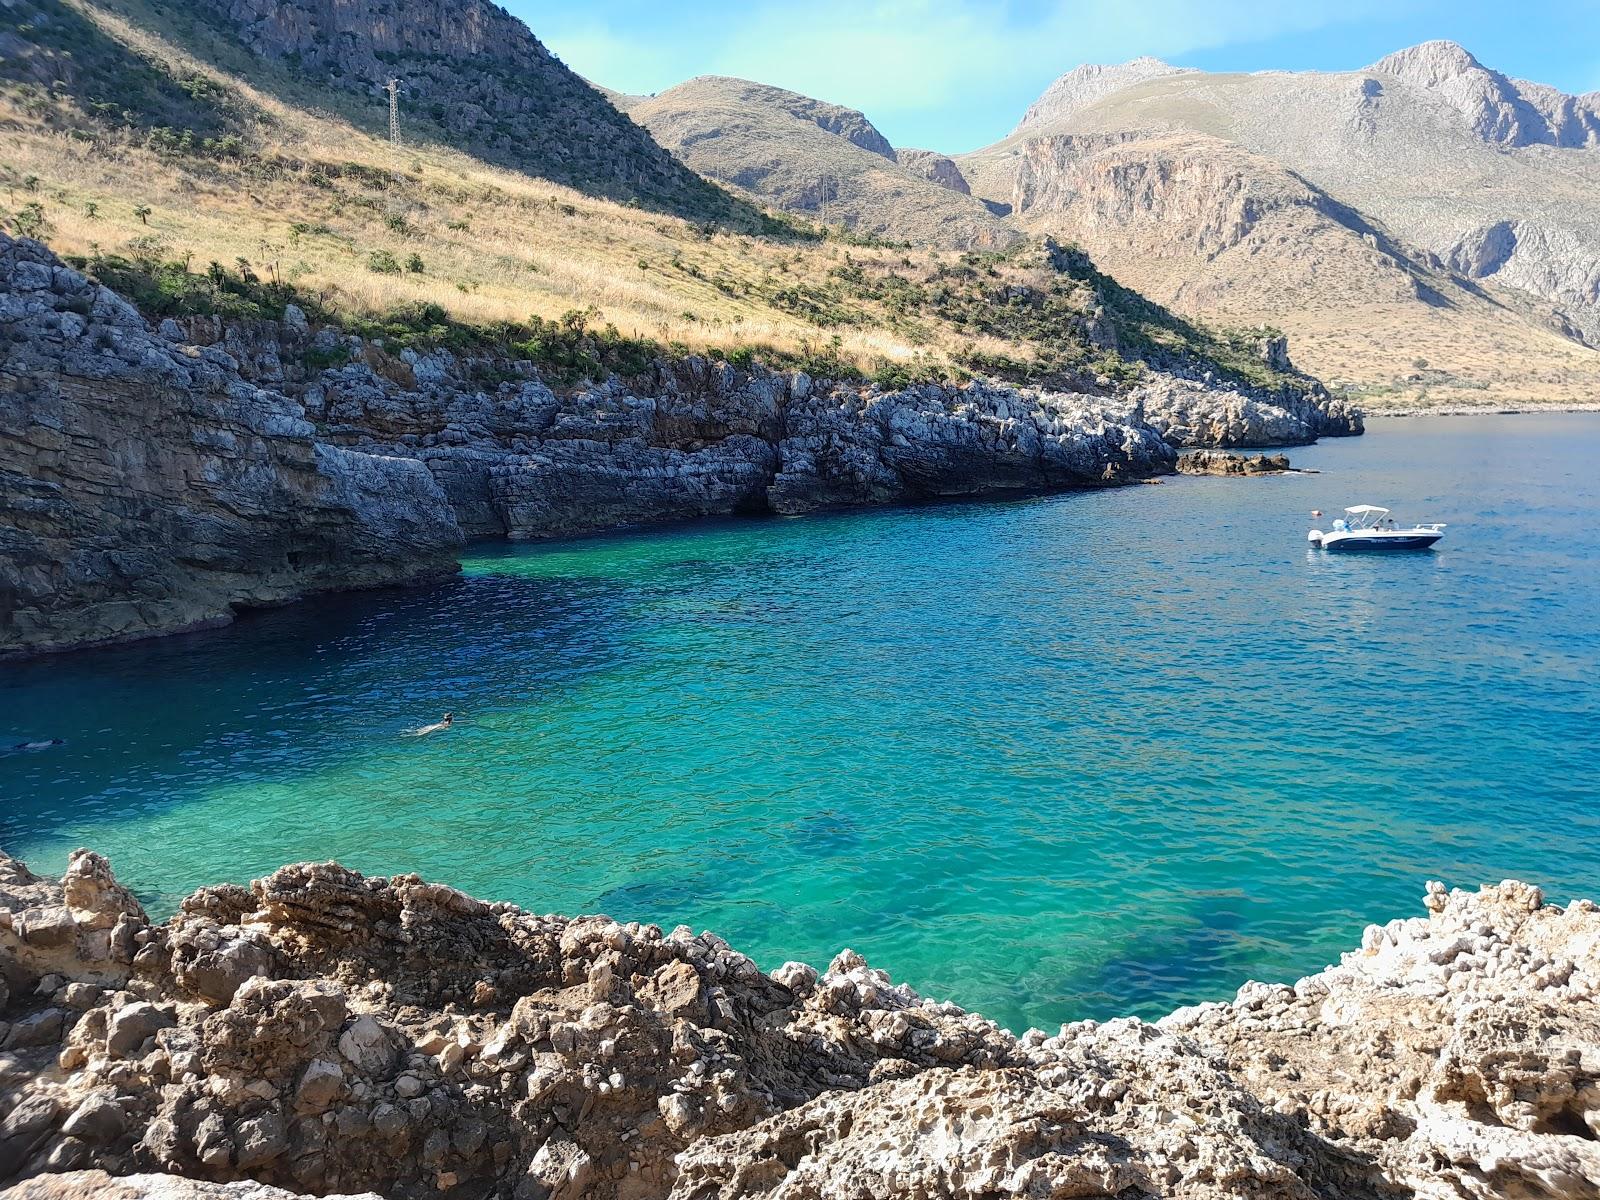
xmin=386 ymin=79 xmax=401 ymax=146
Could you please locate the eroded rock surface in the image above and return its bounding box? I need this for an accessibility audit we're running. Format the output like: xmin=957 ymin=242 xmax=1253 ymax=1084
xmin=1177 ymin=450 xmax=1294 ymax=475
xmin=2 ymin=849 xmax=1596 ymax=1199
xmin=1138 ymin=372 xmax=1362 ymax=448
xmin=3 ymin=232 xmax=1357 ymax=655
xmin=0 ymin=235 xmax=463 ymax=656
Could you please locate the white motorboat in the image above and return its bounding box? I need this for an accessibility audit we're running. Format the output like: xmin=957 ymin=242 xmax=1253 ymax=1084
xmin=1308 ymin=505 xmax=1446 ymax=552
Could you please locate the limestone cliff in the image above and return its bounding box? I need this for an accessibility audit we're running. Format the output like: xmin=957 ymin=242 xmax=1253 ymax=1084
xmin=1 ymin=848 xmax=1595 ymax=1198
xmin=0 ymin=235 xmax=463 ymax=656
xmin=964 ymin=43 xmax=1600 ymax=406
xmin=3 ymin=234 xmax=1364 ymax=656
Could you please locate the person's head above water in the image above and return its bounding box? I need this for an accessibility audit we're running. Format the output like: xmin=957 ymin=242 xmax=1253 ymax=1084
xmin=442 ymin=712 xmax=454 ymax=723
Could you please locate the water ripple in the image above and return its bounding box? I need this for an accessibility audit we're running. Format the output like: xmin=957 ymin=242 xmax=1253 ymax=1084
xmin=3 ymin=414 xmax=1599 ymax=1033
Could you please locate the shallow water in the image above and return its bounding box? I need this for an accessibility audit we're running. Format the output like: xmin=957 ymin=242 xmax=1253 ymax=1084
xmin=5 ymin=414 xmax=1599 ymax=1032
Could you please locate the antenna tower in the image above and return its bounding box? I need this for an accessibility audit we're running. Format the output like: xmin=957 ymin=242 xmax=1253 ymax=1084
xmin=386 ymin=78 xmax=401 ymax=146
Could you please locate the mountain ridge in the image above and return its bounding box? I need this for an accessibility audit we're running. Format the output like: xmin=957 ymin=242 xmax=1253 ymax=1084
xmin=951 ymin=39 xmax=1600 ymax=408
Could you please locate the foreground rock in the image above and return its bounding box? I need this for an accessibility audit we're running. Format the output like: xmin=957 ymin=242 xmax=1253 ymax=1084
xmin=1177 ymin=450 xmax=1295 ymax=475
xmin=2 ymin=848 xmax=1595 ymax=1199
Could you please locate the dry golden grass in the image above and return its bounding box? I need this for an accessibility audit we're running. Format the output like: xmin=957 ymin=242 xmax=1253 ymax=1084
xmin=0 ymin=74 xmax=967 ymax=373
xmin=1068 ymin=227 xmax=1600 ymax=412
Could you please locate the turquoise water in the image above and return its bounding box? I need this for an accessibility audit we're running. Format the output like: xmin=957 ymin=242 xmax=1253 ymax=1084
xmin=4 ymin=414 xmax=1599 ymax=1032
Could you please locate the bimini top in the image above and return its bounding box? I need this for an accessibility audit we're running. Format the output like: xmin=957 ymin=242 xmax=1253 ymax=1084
xmin=1345 ymin=505 xmax=1390 ymax=515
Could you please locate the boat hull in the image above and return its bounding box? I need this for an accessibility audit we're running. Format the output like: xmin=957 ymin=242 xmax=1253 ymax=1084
xmin=1322 ymin=533 xmax=1442 ymax=552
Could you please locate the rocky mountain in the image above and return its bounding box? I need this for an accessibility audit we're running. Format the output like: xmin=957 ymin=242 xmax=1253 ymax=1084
xmin=5 ymin=0 xmax=746 ymax=221
xmin=1370 ymin=41 xmax=1600 ymax=149
xmin=2 ymin=846 xmax=1598 ymax=1198
xmin=628 ymin=77 xmax=1015 ymax=247
xmin=961 ymin=42 xmax=1600 ymax=406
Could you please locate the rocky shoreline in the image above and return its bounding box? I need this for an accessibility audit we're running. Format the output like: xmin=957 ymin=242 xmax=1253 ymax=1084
xmin=0 ymin=848 xmax=1595 ymax=1199
xmin=1 ymin=232 xmax=1360 ymax=656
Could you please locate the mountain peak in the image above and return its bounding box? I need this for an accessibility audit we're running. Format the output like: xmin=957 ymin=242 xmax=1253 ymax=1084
xmin=1369 ymin=40 xmax=1485 ymax=84
xmin=1367 ymin=39 xmax=1600 ymax=148
xmin=1013 ymin=57 xmax=1193 ymax=134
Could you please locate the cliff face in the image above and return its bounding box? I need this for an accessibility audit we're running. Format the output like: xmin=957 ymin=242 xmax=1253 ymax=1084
xmin=2 ymin=235 xmax=1363 ymax=656
xmin=892 ymin=149 xmax=972 ymax=195
xmin=0 ymin=848 xmax=1595 ymax=1199
xmin=0 ymin=235 xmax=463 ymax=657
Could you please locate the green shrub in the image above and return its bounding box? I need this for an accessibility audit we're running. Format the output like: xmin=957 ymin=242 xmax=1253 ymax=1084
xmin=367 ymin=250 xmax=402 ymax=275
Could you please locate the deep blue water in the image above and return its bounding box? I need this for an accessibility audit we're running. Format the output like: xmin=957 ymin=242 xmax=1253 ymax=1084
xmin=3 ymin=413 xmax=1598 ymax=1032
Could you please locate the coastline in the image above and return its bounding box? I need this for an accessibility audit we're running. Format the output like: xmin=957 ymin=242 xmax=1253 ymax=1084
xmin=1 ymin=231 xmax=1360 ymax=660
xmin=1 ymin=848 xmax=1596 ymax=1199
xmin=1359 ymin=402 xmax=1600 ymax=418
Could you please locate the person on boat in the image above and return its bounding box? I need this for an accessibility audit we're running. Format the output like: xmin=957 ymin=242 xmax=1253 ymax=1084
xmin=413 ymin=713 xmax=454 ymax=736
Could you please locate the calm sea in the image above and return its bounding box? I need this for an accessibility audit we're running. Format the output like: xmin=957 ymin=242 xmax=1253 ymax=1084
xmin=4 ymin=413 xmax=1598 ymax=1032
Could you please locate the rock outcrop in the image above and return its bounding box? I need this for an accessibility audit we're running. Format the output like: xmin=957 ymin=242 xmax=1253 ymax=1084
xmin=1176 ymin=450 xmax=1293 ymax=475
xmin=3 ymin=233 xmax=1361 ymax=655
xmin=892 ymin=149 xmax=972 ymax=195
xmin=2 ymin=849 xmax=1596 ymax=1199
xmin=0 ymin=234 xmax=464 ymax=656
xmin=1137 ymin=372 xmax=1361 ymax=448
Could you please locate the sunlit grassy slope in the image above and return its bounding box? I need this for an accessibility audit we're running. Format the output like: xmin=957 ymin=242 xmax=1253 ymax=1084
xmin=0 ymin=0 xmax=1310 ymax=395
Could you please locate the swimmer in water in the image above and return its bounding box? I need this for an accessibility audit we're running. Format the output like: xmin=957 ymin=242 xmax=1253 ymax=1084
xmin=8 ymin=738 xmax=65 ymax=752
xmin=413 ymin=712 xmax=454 ymax=736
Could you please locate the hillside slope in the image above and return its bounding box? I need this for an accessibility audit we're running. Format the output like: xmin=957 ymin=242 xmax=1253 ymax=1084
xmin=964 ymin=43 xmax=1600 ymax=409
xmin=629 ymin=77 xmax=1015 ymax=249
xmin=0 ymin=0 xmax=1319 ymax=400
xmin=0 ymin=0 xmax=748 ymax=221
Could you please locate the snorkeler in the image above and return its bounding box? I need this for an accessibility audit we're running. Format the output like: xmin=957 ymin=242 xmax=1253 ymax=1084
xmin=7 ymin=737 xmax=65 ymax=752
xmin=413 ymin=713 xmax=454 ymax=736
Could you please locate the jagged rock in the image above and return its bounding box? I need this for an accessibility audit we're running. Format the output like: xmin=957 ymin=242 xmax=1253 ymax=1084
xmin=1 ymin=1171 xmax=381 ymax=1198
xmin=1177 ymin=451 xmax=1294 ymax=475
xmin=104 ymin=1003 xmax=174 ymax=1058
xmin=1137 ymin=374 xmax=1361 ymax=447
xmin=1 ymin=848 xmax=1596 ymax=1199
xmin=894 ymin=149 xmax=972 ymax=195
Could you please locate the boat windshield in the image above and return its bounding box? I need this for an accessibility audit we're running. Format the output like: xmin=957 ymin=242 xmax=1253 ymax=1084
xmin=1344 ymin=505 xmax=1391 ymax=529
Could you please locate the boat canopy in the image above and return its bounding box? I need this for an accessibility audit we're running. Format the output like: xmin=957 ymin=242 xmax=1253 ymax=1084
xmin=1345 ymin=505 xmax=1390 ymax=515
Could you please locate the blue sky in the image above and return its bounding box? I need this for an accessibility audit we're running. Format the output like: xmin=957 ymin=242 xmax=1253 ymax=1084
xmin=517 ymin=0 xmax=1600 ymax=153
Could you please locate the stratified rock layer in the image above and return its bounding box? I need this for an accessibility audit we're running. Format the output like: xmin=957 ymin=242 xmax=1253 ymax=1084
xmin=0 ymin=235 xmax=464 ymax=656
xmin=3 ymin=232 xmax=1361 ymax=655
xmin=1 ymin=848 xmax=1596 ymax=1199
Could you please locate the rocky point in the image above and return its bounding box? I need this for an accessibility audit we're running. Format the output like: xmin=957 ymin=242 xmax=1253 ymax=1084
xmin=0 ymin=847 xmax=1596 ymax=1199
